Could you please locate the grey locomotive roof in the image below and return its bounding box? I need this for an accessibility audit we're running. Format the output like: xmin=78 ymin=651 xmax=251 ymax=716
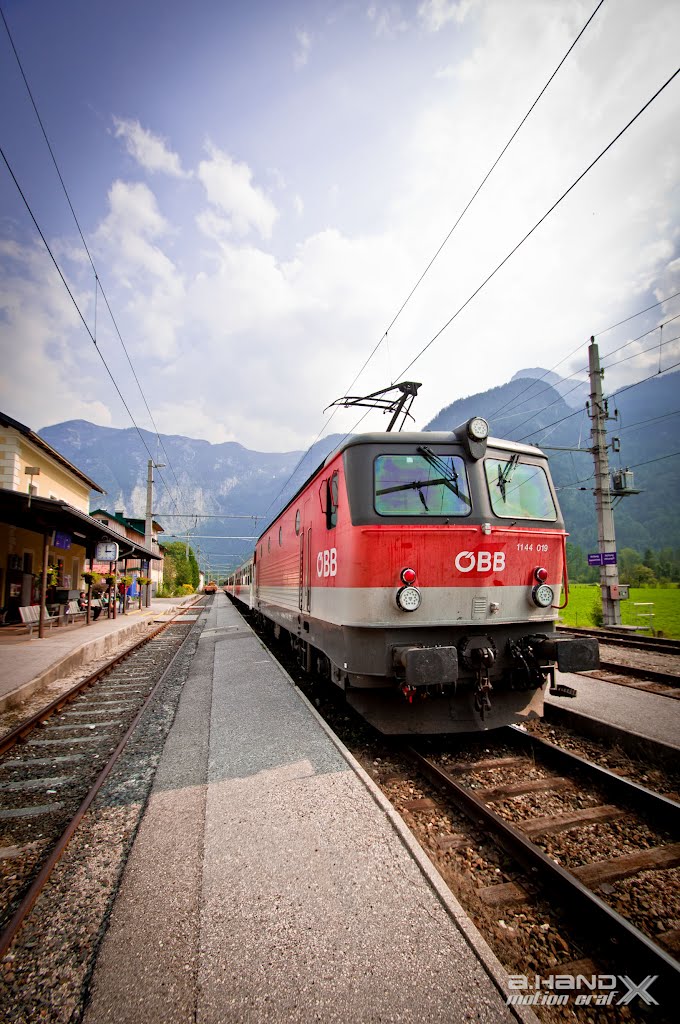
xmin=323 ymin=430 xmax=547 ymax=464
xmin=255 ymin=427 xmax=548 ymax=543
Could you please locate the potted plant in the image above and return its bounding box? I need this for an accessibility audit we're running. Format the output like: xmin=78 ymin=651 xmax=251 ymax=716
xmin=82 ymin=570 xmax=101 ymax=587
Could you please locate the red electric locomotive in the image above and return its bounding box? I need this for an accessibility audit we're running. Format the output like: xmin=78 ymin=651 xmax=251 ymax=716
xmin=226 ymin=415 xmax=598 ymax=733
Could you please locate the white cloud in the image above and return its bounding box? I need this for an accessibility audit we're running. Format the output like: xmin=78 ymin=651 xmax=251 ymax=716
xmin=113 ymin=117 xmax=189 ymax=178
xmin=197 ymin=145 xmax=279 ymax=240
xmin=418 ymin=0 xmax=474 ymax=32
xmin=95 ymin=181 xmax=177 ymax=283
xmin=294 ymin=28 xmax=311 ymax=69
xmin=3 ymin=0 xmax=679 ymax=455
xmin=367 ymin=4 xmax=408 ymax=37
xmin=0 ymin=239 xmax=113 ymax=431
xmin=94 ymin=181 xmax=185 ymax=359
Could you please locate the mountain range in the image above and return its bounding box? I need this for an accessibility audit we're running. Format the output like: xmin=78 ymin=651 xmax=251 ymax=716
xmin=39 ymin=368 xmax=680 ymax=571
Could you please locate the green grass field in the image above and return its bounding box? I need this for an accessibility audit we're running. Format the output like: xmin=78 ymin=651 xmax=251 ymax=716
xmin=560 ymin=583 xmax=680 ymax=638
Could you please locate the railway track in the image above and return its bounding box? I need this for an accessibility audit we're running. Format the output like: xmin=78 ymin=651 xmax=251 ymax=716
xmin=557 ymin=625 xmax=680 ymax=657
xmin=0 ymin=603 xmax=204 ymax=958
xmin=584 ymin=661 xmax=680 ymax=694
xmin=407 ymin=728 xmax=680 ymax=1006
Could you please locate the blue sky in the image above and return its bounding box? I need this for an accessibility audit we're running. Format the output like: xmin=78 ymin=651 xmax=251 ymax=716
xmin=1 ymin=0 xmax=679 ymax=451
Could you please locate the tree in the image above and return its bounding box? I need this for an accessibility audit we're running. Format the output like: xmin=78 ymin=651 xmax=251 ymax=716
xmin=161 ymin=542 xmax=198 ymax=594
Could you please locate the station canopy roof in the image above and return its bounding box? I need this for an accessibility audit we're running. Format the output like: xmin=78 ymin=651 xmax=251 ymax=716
xmin=0 ymin=488 xmax=160 ymax=561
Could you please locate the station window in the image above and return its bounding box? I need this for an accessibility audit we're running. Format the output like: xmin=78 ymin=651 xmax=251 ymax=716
xmin=295 ymin=509 xmax=301 ymax=535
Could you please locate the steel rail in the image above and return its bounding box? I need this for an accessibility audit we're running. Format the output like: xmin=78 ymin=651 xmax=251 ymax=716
xmin=593 ymin=661 xmax=679 ymax=688
xmin=407 ymin=746 xmax=680 ymax=1006
xmin=0 ymin=599 xmax=205 ymax=757
xmin=557 ymin=625 xmax=680 ymax=656
xmin=0 ymin=607 xmax=203 ymax=959
xmin=503 ymin=725 xmax=680 ymax=827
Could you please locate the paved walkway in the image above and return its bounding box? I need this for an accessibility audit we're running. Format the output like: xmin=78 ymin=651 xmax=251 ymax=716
xmin=83 ymin=595 xmax=524 ymax=1024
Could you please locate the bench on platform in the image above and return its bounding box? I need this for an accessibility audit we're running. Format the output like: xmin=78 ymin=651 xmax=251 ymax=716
xmin=19 ymin=605 xmax=56 ymax=637
xmin=65 ymin=600 xmax=87 ymax=624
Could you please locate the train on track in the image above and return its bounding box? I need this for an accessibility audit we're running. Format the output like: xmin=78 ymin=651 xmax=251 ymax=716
xmin=225 ymin=416 xmax=598 ymax=733
xmin=203 ymin=581 xmax=218 ymax=594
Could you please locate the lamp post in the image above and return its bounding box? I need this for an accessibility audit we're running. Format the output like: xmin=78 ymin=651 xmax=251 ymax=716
xmin=145 ymin=460 xmax=165 ymax=606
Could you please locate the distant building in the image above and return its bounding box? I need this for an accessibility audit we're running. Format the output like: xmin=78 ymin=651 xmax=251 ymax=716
xmin=0 ymin=411 xmax=158 ymax=621
xmin=90 ymin=509 xmax=165 ymax=595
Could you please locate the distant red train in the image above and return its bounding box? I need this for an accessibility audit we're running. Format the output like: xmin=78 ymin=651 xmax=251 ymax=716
xmin=226 ymin=417 xmax=598 ymax=733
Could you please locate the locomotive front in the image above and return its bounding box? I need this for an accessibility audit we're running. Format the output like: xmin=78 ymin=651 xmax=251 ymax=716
xmin=323 ymin=418 xmax=598 ymax=733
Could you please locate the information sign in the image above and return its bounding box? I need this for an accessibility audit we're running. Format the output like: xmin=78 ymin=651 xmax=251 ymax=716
xmin=587 ymin=551 xmax=617 ymax=567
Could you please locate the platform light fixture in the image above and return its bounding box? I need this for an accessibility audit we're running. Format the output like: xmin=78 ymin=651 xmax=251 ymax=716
xmin=25 ymin=466 xmax=40 ymax=507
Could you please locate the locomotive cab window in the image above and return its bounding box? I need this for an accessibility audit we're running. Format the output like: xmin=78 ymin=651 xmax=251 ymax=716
xmin=374 ymin=452 xmax=471 ymax=516
xmin=326 ymin=471 xmax=339 ymax=529
xmin=484 ymin=457 xmax=557 ymax=520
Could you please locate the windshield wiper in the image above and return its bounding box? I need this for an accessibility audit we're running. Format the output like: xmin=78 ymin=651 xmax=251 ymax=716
xmin=497 ymin=453 xmax=520 ymax=503
xmin=376 ymin=476 xmax=451 ymax=497
xmin=417 ymin=446 xmax=471 ymax=506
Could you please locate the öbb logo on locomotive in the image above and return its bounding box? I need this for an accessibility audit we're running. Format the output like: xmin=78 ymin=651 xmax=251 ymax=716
xmin=454 ymin=550 xmax=506 ymax=573
xmin=316 ymin=548 xmax=337 ymax=578
xmin=225 ymin=413 xmax=599 ymax=735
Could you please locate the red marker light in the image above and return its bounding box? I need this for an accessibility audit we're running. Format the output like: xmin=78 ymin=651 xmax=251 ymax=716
xmin=534 ymin=567 xmax=548 ymax=583
xmin=401 ymin=567 xmax=417 ymax=585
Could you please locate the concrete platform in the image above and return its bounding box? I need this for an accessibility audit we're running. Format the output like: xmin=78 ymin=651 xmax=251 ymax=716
xmin=547 ymin=671 xmax=680 ymax=749
xmin=0 ymin=596 xmax=199 ymax=711
xmin=82 ymin=594 xmax=527 ymax=1024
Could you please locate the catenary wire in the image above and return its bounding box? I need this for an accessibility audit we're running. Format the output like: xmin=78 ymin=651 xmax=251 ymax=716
xmin=253 ymin=2 xmax=608 ymax=531
xmin=394 ymin=66 xmax=680 ymax=383
xmin=0 ymin=146 xmax=191 ymax=544
xmin=518 ymin=359 xmax=680 ymax=444
xmin=501 ymin=327 xmax=680 ymax=430
xmin=339 ymin=0 xmax=608 ymax=400
xmin=489 ymin=304 xmax=680 ymax=421
xmin=0 ymin=5 xmax=194 ymax=536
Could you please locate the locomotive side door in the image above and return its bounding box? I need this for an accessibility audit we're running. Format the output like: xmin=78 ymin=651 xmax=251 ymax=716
xmin=305 ymin=525 xmax=312 ymax=612
xmin=298 ymin=499 xmax=312 ymax=612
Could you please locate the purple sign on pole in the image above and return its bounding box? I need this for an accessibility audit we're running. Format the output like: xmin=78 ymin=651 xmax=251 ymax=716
xmin=603 ymin=551 xmax=617 ymax=565
xmin=587 ymin=553 xmax=603 ymax=566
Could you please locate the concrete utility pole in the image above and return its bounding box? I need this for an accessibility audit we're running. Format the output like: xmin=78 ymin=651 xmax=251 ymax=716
xmin=587 ymin=337 xmax=622 ymax=626
xmin=145 ymin=460 xmax=164 ymax=607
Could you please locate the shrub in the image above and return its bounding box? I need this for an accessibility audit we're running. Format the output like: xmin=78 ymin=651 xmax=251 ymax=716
xmin=179 ymin=584 xmax=194 ymax=596
xmin=591 ymin=595 xmax=603 ymax=627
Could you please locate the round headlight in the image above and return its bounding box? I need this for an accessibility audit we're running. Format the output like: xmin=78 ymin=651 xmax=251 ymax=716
xmin=397 ymin=586 xmax=421 ymax=612
xmin=468 ymin=416 xmax=489 ymax=441
xmin=531 ymin=583 xmax=554 ymax=608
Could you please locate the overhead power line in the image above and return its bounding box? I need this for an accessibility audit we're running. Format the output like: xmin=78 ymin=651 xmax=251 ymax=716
xmin=341 ymin=0 xmax=608 ymax=399
xmin=256 ymin=2 xmax=607 ymax=529
xmin=489 ymin=303 xmax=680 ymax=422
xmin=395 ymin=65 xmax=680 ymax=383
xmin=1 ymin=5 xmax=194 ymax=535
xmin=519 ymin=359 xmax=680 ymax=444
